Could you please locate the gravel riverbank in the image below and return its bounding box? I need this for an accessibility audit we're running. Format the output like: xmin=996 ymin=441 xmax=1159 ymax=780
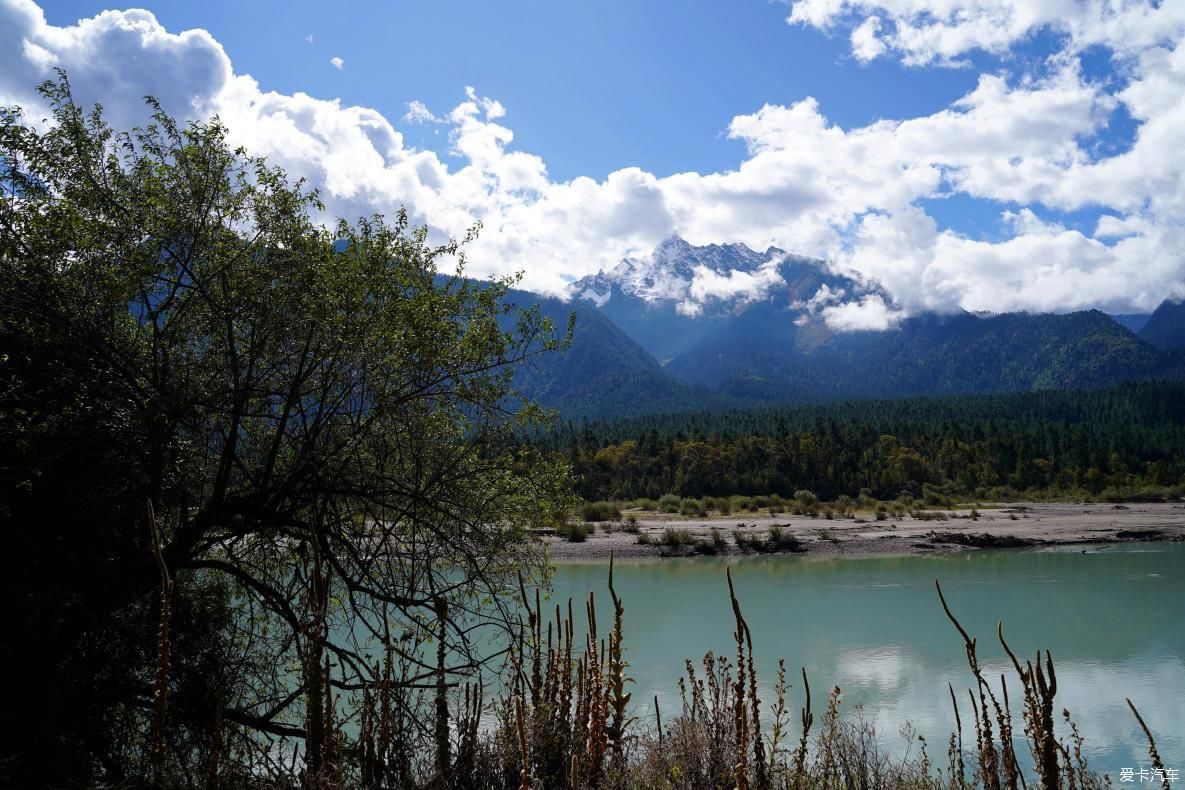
xmin=538 ymin=501 xmax=1185 ymax=561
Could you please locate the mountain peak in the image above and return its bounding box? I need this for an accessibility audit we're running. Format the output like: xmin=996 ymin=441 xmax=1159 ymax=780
xmin=572 ymin=236 xmax=810 ymax=308
xmin=566 ymin=236 xmax=886 ymax=361
xmin=653 ymin=234 xmax=692 ymax=256
xmin=1138 ymin=298 xmax=1185 ymax=349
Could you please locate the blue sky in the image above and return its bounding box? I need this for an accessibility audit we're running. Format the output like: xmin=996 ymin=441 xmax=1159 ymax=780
xmin=5 ymin=0 xmax=1185 ymax=324
xmin=40 ymin=0 xmax=982 ymax=181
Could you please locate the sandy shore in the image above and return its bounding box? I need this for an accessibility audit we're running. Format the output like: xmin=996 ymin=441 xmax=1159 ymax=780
xmin=537 ymin=501 xmax=1185 ymax=561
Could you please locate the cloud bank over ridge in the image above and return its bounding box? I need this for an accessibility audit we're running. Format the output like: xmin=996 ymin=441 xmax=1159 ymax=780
xmin=2 ymin=0 xmax=1183 ymax=322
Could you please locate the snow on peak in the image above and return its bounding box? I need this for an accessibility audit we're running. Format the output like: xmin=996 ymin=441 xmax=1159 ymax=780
xmin=571 ymin=236 xmax=793 ymax=306
xmin=568 ymin=236 xmax=891 ymax=331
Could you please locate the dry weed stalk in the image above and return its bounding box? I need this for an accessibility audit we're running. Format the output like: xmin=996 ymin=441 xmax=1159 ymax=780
xmin=766 ymin=660 xmax=790 ymax=777
xmin=949 ymin=682 xmax=967 ymax=790
xmin=605 ymin=555 xmax=633 ymax=759
xmin=433 ymin=595 xmax=451 ymax=785
xmin=998 ymin=622 xmax=1061 ymax=789
xmin=1126 ymin=699 xmax=1170 ymax=790
xmin=301 ymin=538 xmax=334 ymax=788
xmin=358 ymin=644 xmax=416 ymax=788
xmin=935 ymin=578 xmax=1143 ymax=790
xmin=515 ymin=695 xmax=532 ymax=790
xmin=936 ymin=580 xmax=1002 ymax=789
xmin=792 ymin=666 xmax=814 ymax=788
xmin=147 ymin=499 xmax=173 ymax=788
xmin=497 ymin=557 xmax=637 ymax=788
xmin=727 ymin=568 xmax=751 ymax=790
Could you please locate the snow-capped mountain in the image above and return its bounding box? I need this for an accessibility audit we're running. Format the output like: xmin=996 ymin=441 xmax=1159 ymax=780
xmin=572 ymin=236 xmax=780 ymax=306
xmin=501 ymin=237 xmax=1185 ymax=416
xmin=567 ymin=235 xmax=877 ymax=361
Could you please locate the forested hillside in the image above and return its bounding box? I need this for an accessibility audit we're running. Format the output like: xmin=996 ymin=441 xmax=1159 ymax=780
xmin=535 ymin=382 xmax=1185 ymax=502
xmin=665 ymin=308 xmax=1184 ymax=402
xmin=501 ymin=287 xmax=1185 ymax=419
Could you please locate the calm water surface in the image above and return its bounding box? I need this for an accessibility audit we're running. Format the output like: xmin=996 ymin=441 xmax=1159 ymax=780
xmin=545 ymin=544 xmax=1185 ymax=778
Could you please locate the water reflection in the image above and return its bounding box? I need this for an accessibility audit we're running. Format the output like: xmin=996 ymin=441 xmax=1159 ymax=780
xmin=548 ymin=544 xmax=1185 ymax=777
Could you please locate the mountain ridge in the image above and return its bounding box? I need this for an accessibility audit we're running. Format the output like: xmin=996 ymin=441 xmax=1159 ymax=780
xmin=502 ymin=239 xmax=1185 ymax=418
xmin=503 ymin=285 xmax=734 ymax=419
xmin=666 ymin=305 xmax=1183 ymax=402
xmin=1138 ymin=299 xmax=1185 ymax=349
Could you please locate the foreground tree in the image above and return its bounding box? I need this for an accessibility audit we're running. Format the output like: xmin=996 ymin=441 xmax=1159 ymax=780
xmin=1 ymin=76 xmax=571 ymax=786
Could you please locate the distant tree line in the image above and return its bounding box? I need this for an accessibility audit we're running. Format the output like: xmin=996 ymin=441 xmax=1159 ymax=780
xmin=533 ymin=382 xmax=1185 ymax=502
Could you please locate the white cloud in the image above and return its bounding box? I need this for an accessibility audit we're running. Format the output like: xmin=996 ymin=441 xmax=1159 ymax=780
xmin=0 ymin=0 xmax=1182 ymax=314
xmin=0 ymin=0 xmax=230 ymax=129
xmin=786 ymin=0 xmax=1185 ymax=66
xmin=305 ymin=34 xmax=313 ymax=45
xmin=329 ymin=56 xmax=344 ymax=70
xmin=403 ymin=99 xmax=441 ymax=125
xmin=1094 ymin=214 xmax=1144 ymax=240
xmin=684 ymin=255 xmax=787 ymax=311
xmin=1002 ymin=207 xmax=1061 ymax=236
xmin=804 ymin=283 xmax=846 ymax=311
xmin=821 ymin=294 xmax=905 ymax=330
xmin=851 ymin=16 xmax=886 ymax=62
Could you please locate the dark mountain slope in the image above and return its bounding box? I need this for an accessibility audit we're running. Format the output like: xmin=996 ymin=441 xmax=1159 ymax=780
xmin=1138 ymin=299 xmax=1185 ymax=349
xmin=503 ymin=288 xmax=733 ymax=418
xmin=666 ymin=307 xmax=1184 ymax=403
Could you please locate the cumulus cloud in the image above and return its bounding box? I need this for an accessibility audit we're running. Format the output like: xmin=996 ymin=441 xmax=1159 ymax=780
xmin=305 ymin=34 xmax=313 ymax=45
xmin=786 ymin=0 xmax=1185 ymax=66
xmin=403 ymin=100 xmax=441 ymax=125
xmin=795 ymin=283 xmax=847 ymax=315
xmin=684 ymin=256 xmax=787 ymax=312
xmin=329 ymin=56 xmax=344 ymax=70
xmin=0 ymin=0 xmax=1182 ymax=314
xmin=821 ymin=294 xmax=905 ymax=331
xmin=0 ymin=0 xmax=230 ymax=129
xmin=850 ymin=16 xmax=886 ymax=62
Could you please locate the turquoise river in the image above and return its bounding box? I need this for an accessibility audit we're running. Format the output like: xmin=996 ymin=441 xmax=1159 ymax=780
xmin=545 ymin=543 xmax=1185 ymax=779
